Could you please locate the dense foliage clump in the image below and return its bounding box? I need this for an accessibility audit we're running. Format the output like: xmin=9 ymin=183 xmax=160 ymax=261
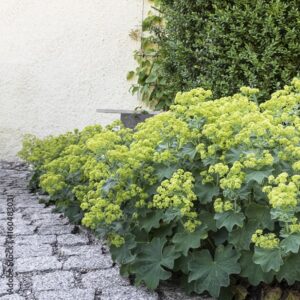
xmin=20 ymin=79 xmax=300 ymax=298
xmin=130 ymin=0 xmax=300 ymax=109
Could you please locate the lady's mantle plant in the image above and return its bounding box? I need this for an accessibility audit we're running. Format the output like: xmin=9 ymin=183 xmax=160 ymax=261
xmin=20 ymin=79 xmax=300 ymax=298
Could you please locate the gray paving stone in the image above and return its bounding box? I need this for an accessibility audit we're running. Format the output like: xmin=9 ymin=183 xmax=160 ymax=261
xmin=15 ymin=256 xmax=62 ymax=273
xmin=58 ymin=245 xmax=102 ymax=257
xmin=14 ymin=195 xmax=39 ymax=203
xmin=57 ymin=234 xmax=89 ymax=246
xmin=32 ymin=271 xmax=74 ymax=291
xmin=10 ymin=213 xmax=24 ymax=221
xmin=38 ymin=225 xmax=74 ymax=235
xmin=0 ymin=262 xmax=3 ymax=277
xmin=14 ymin=225 xmax=36 ymax=235
xmin=15 ymin=235 xmax=56 ymax=245
xmin=0 ymin=295 xmax=25 ymax=300
xmin=63 ymin=255 xmax=112 ymax=270
xmin=35 ymin=288 xmax=95 ymax=300
xmin=81 ymin=268 xmax=129 ymax=289
xmin=14 ymin=244 xmax=52 ymax=258
xmin=28 ymin=213 xmax=61 ymax=223
xmin=101 ymin=285 xmax=158 ymax=300
xmin=22 ymin=207 xmax=54 ymax=215
xmin=33 ymin=217 xmax=69 ymax=227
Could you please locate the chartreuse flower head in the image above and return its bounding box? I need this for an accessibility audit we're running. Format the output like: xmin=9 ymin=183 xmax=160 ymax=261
xmin=151 ymin=169 xmax=200 ymax=232
xmin=214 ymin=198 xmax=234 ymax=213
xmin=251 ymin=230 xmax=280 ymax=249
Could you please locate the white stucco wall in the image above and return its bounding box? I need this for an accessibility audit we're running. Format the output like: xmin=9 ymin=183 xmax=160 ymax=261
xmin=0 ymin=0 xmax=145 ymax=160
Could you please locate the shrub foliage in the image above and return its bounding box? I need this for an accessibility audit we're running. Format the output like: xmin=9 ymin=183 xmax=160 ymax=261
xmin=130 ymin=0 xmax=300 ymax=109
xmin=20 ymin=79 xmax=300 ymax=298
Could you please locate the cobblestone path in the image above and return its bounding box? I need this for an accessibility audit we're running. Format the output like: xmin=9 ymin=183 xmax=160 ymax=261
xmin=0 ymin=161 xmax=205 ymax=300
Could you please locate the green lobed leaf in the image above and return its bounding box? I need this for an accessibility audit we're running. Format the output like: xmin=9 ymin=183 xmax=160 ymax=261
xmin=110 ymin=233 xmax=137 ymax=264
xmin=214 ymin=211 xmax=245 ymax=232
xmin=172 ymin=225 xmax=207 ymax=256
xmin=228 ymin=220 xmax=258 ymax=250
xmin=179 ymin=143 xmax=198 ymax=160
xmin=225 ymin=147 xmax=244 ymax=164
xmin=194 ymin=180 xmax=219 ymax=204
xmin=240 ymin=251 xmax=274 ymax=286
xmin=132 ymin=237 xmax=180 ymax=289
xmin=162 ymin=207 xmax=181 ymax=223
xmin=245 ymin=167 xmax=274 ymax=184
xmin=280 ymin=233 xmax=300 ymax=254
xmin=245 ymin=203 xmax=274 ymax=230
xmin=199 ymin=210 xmax=217 ymax=232
xmin=155 ymin=165 xmax=178 ymax=180
xmin=252 ymin=247 xmax=283 ymax=272
xmin=139 ymin=210 xmax=164 ymax=232
xmin=277 ymin=254 xmax=300 ymax=285
xmin=188 ymin=245 xmax=241 ymax=297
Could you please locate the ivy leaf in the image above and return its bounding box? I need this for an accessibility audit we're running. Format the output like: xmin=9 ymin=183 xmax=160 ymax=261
xmin=188 ymin=245 xmax=241 ymax=297
xmin=155 ymin=165 xmax=178 ymax=180
xmin=240 ymin=251 xmax=274 ymax=285
xmin=253 ymin=247 xmax=283 ymax=272
xmin=228 ymin=220 xmax=257 ymax=250
xmin=245 ymin=168 xmax=274 ymax=184
xmin=110 ymin=234 xmax=136 ymax=264
xmin=172 ymin=225 xmax=207 ymax=256
xmin=194 ymin=180 xmax=219 ymax=204
xmin=139 ymin=210 xmax=164 ymax=232
xmin=280 ymin=234 xmax=300 ymax=254
xmin=214 ymin=211 xmax=245 ymax=232
xmin=277 ymin=254 xmax=300 ymax=285
xmin=132 ymin=238 xmax=180 ymax=289
xmin=246 ymin=203 xmax=274 ymax=230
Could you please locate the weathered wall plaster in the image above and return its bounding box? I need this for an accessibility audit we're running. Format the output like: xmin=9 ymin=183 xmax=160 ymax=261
xmin=0 ymin=0 xmax=144 ymax=160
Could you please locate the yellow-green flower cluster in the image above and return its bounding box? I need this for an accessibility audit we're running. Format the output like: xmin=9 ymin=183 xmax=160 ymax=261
xmin=108 ymin=233 xmax=125 ymax=247
xmin=240 ymin=86 xmax=260 ymax=95
xmin=251 ymin=230 xmax=280 ymax=249
xmin=40 ymin=173 xmax=66 ymax=195
xmin=242 ymin=151 xmax=274 ymax=169
xmin=264 ymin=173 xmax=298 ymax=209
xmin=208 ymin=163 xmax=229 ymax=177
xmin=213 ymin=198 xmax=234 ymax=213
xmin=289 ymin=217 xmax=300 ymax=234
xmin=151 ymin=169 xmax=199 ymax=231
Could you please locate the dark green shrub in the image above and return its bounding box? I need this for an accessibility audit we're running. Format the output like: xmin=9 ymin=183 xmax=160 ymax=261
xmin=130 ymin=0 xmax=300 ymax=109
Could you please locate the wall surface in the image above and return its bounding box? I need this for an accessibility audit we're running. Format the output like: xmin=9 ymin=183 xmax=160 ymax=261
xmin=0 ymin=0 xmax=144 ymax=160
